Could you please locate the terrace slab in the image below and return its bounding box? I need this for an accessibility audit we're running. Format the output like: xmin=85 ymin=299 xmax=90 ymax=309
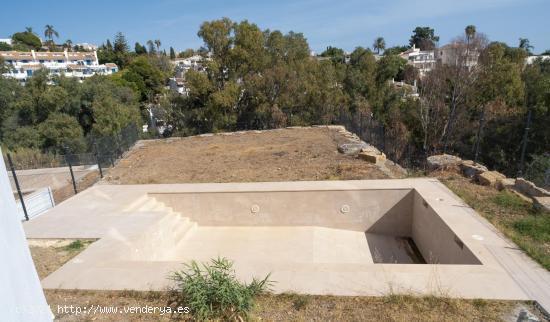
xmin=22 ymin=179 xmax=550 ymax=308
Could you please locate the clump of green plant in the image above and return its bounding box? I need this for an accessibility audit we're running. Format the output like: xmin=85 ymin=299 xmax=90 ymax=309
xmin=513 ymin=216 xmax=550 ymax=242
xmin=491 ymin=191 xmax=527 ymax=211
xmin=169 ymin=257 xmax=272 ymax=321
xmin=63 ymin=240 xmax=84 ymax=251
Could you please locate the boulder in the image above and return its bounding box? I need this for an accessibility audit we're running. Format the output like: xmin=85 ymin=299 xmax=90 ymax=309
xmin=427 ymin=154 xmax=462 ymax=170
xmin=496 ymin=178 xmax=515 ymax=191
xmin=533 ymin=196 xmax=550 ymax=213
xmin=477 ymin=171 xmax=506 ymax=187
xmin=514 ymin=178 xmax=550 ymax=198
xmin=337 ymin=142 xmax=369 ymax=155
xmin=324 ymin=125 xmax=346 ymax=131
xmin=460 ymin=160 xmax=488 ymax=178
xmin=359 ymin=151 xmax=386 ymax=164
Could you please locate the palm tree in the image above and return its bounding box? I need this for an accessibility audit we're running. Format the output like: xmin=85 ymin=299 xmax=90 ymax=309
xmin=519 ymin=38 xmax=534 ymax=54
xmin=64 ymin=39 xmax=73 ymax=51
xmin=44 ymin=25 xmax=59 ymax=47
xmin=465 ymin=25 xmax=476 ymax=47
xmin=25 ymin=26 xmax=34 ymax=34
xmin=373 ymin=37 xmax=385 ymax=54
xmin=154 ymin=39 xmax=161 ymax=56
xmin=147 ymin=40 xmax=156 ymax=54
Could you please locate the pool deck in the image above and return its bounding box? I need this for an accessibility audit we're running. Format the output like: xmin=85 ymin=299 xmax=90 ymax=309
xmin=22 ymin=179 xmax=550 ymax=311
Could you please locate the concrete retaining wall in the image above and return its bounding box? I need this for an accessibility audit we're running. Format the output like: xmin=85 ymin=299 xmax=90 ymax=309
xmin=150 ymin=189 xmax=413 ymax=232
xmin=412 ymin=191 xmax=481 ymax=265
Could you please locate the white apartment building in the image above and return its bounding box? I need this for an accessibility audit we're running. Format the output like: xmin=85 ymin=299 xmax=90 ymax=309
xmin=170 ymin=55 xmax=207 ymax=95
xmin=75 ymin=43 xmax=98 ymax=51
xmin=0 ymin=50 xmax=118 ymax=83
xmin=399 ymin=45 xmax=436 ymax=77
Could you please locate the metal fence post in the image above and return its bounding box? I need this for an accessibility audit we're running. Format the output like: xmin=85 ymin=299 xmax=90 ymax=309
xmin=68 ymin=160 xmax=77 ymax=194
xmin=7 ymin=153 xmax=29 ymax=221
xmin=96 ymin=153 xmax=103 ymax=178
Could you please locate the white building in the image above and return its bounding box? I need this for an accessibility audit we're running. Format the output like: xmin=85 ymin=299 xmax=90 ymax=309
xmin=437 ymin=43 xmax=480 ymax=69
xmin=398 ymin=45 xmax=436 ymax=77
xmin=170 ymin=55 xmax=207 ymax=95
xmin=75 ymin=43 xmax=98 ymax=51
xmin=0 ymin=38 xmax=12 ymax=45
xmin=526 ymin=55 xmax=550 ymax=65
xmin=1 ymin=50 xmax=118 ymax=83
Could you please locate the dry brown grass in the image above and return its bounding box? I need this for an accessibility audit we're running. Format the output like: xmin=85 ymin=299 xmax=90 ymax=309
xmin=104 ymin=128 xmax=391 ymax=185
xmin=41 ymin=289 xmax=531 ymax=321
xmin=52 ymin=170 xmax=101 ymax=204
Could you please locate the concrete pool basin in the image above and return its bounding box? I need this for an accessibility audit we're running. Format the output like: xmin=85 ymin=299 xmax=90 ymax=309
xmin=23 ymin=179 xmax=532 ymax=300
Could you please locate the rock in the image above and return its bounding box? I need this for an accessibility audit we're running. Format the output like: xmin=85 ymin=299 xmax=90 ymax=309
xmin=325 ymin=125 xmax=346 ymax=131
xmin=515 ymin=307 xmax=541 ymax=322
xmin=359 ymin=151 xmax=386 ymax=164
xmin=533 ymin=196 xmax=550 ymax=213
xmin=427 ymin=154 xmax=462 ymax=170
xmin=460 ymin=160 xmax=488 ymax=178
xmin=337 ymin=142 xmax=369 ymax=155
xmin=496 ymin=178 xmax=515 ymax=191
xmin=514 ymin=178 xmax=550 ymax=198
xmin=477 ymin=171 xmax=506 ymax=187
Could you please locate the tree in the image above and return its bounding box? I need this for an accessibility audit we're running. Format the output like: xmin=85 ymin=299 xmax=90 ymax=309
xmin=146 ymin=40 xmax=156 ymax=54
xmin=465 ymin=25 xmax=476 ymax=43
xmin=114 ymin=32 xmax=129 ymax=53
xmin=169 ymin=46 xmax=176 ymax=59
xmin=154 ymin=39 xmax=161 ymax=55
xmin=409 ymin=27 xmax=439 ymax=50
xmin=44 ymin=25 xmax=59 ymax=46
xmin=519 ymin=38 xmax=534 ymax=55
xmin=11 ymin=31 xmax=42 ymax=50
xmin=25 ymin=26 xmax=34 ymax=34
xmin=64 ymin=39 xmax=73 ymax=51
xmin=0 ymin=42 xmax=11 ymax=51
xmin=472 ymin=42 xmax=524 ymax=162
xmin=135 ymin=42 xmax=147 ymax=55
xmin=39 ymin=113 xmax=86 ymax=154
xmin=120 ymin=56 xmax=165 ymax=101
xmin=376 ymin=55 xmax=407 ymax=84
xmin=320 ymin=46 xmax=346 ymax=63
xmin=373 ymin=37 xmax=386 ymax=54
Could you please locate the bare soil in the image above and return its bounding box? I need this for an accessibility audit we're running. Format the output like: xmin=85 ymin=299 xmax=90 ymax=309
xmin=52 ymin=170 xmax=101 ymax=204
xmin=104 ymin=128 xmax=390 ymax=184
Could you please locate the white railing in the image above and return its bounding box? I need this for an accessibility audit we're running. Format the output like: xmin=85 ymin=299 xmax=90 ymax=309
xmin=16 ymin=187 xmax=55 ymax=221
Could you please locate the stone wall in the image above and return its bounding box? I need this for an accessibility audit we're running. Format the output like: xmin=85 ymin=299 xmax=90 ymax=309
xmin=427 ymin=154 xmax=550 ymax=213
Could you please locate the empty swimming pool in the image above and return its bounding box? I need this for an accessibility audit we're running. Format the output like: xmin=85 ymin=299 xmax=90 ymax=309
xmin=23 ymin=179 xmax=529 ymax=300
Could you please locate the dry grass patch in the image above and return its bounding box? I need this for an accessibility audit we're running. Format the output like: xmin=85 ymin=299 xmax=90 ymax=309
xmin=104 ymin=128 xmax=391 ymax=184
xmin=28 ymin=239 xmax=94 ymax=279
xmin=42 ymin=289 xmax=531 ymax=322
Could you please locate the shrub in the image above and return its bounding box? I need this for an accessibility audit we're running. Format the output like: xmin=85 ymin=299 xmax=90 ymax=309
xmin=169 ymin=257 xmax=272 ymax=321
xmin=64 ymin=240 xmax=84 ymax=251
xmin=2 ymin=148 xmax=61 ymax=169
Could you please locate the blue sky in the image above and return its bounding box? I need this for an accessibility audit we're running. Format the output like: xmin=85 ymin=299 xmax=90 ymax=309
xmin=1 ymin=0 xmax=549 ymax=54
